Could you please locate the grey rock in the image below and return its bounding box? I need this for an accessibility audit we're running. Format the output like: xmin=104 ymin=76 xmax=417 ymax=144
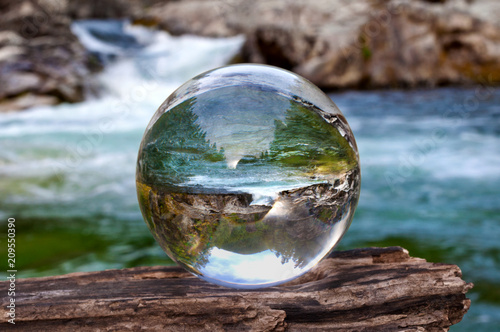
xmin=2 ymin=0 xmax=499 ymax=111
xmin=0 ymin=93 xmax=59 ymax=113
xmin=0 ymin=0 xmax=92 ymax=111
xmin=0 ymin=45 xmax=25 ymax=61
xmin=138 ymin=0 xmax=500 ymax=88
xmin=0 ymin=31 xmax=25 ymax=47
xmin=0 ymin=72 xmax=41 ymax=98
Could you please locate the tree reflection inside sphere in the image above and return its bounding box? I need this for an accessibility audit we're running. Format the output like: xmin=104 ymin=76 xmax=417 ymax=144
xmin=136 ymin=64 xmax=360 ymax=289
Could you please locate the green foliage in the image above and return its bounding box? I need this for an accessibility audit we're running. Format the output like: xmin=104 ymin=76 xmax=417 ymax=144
xmin=138 ymin=97 xmax=225 ymax=185
xmin=318 ymin=208 xmax=334 ymax=223
xmin=212 ymin=216 xmax=269 ymax=255
xmin=362 ymin=45 xmax=372 ymax=60
xmin=137 ymin=96 xmax=359 ymax=271
xmin=358 ymin=33 xmax=372 ymax=61
xmin=144 ymin=190 xmax=221 ymax=269
xmin=136 ymin=181 xmax=155 ymax=232
xmin=268 ymin=100 xmax=357 ymax=173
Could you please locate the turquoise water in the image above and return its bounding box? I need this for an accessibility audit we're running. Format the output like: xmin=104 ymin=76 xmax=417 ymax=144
xmin=0 ymin=20 xmax=498 ymax=330
xmin=333 ymin=88 xmax=500 ymax=331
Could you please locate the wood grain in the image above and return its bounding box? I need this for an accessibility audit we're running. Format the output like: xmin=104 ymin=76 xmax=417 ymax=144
xmin=0 ymin=247 xmax=473 ymax=331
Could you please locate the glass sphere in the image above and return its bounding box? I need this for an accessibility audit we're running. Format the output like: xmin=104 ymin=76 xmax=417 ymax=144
xmin=136 ymin=64 xmax=360 ymax=289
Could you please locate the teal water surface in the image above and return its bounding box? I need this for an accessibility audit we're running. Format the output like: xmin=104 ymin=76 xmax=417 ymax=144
xmin=333 ymin=88 xmax=500 ymax=331
xmin=0 ymin=20 xmax=498 ymax=330
xmin=1 ymin=87 xmax=498 ymax=330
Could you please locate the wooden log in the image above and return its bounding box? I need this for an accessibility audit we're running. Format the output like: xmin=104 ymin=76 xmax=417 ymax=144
xmin=0 ymin=247 xmax=472 ymax=331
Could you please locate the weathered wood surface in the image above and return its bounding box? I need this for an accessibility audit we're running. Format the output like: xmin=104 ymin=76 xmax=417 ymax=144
xmin=0 ymin=247 xmax=472 ymax=331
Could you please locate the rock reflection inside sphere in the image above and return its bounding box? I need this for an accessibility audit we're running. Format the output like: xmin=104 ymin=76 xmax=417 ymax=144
xmin=136 ymin=64 xmax=360 ymax=289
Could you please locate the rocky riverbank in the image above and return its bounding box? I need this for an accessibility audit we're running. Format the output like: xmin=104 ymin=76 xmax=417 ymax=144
xmin=1 ymin=0 xmax=499 ymax=111
xmin=0 ymin=0 xmax=148 ymax=112
xmin=139 ymin=0 xmax=500 ymax=89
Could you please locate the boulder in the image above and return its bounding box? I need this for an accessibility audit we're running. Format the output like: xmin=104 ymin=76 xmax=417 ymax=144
xmin=0 ymin=0 xmax=171 ymax=111
xmin=138 ymin=0 xmax=500 ymax=89
xmin=0 ymin=0 xmax=92 ymax=111
xmin=1 ymin=0 xmax=499 ymax=111
xmin=66 ymin=0 xmax=164 ymax=20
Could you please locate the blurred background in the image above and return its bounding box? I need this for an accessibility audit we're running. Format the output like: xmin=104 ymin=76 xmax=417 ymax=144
xmin=0 ymin=0 xmax=499 ymax=330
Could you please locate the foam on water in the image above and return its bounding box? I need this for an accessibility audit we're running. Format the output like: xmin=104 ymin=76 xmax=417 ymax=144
xmin=0 ymin=19 xmax=245 ymax=219
xmin=0 ymin=18 xmax=499 ymax=329
xmin=330 ymin=88 xmax=500 ymax=330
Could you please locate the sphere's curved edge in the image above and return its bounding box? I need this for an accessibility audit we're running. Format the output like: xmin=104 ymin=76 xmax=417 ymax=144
xmin=142 ymin=64 xmax=359 ymax=161
xmin=145 ymin=64 xmax=344 ymax=133
xmin=136 ymin=63 xmax=361 ymax=289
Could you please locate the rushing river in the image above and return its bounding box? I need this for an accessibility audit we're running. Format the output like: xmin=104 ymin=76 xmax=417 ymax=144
xmin=0 ymin=20 xmax=498 ymax=330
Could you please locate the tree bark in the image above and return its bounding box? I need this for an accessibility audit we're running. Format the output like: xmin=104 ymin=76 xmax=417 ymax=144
xmin=0 ymin=247 xmax=472 ymax=331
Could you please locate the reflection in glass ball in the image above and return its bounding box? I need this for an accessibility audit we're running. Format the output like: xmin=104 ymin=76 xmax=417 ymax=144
xmin=136 ymin=64 xmax=360 ymax=289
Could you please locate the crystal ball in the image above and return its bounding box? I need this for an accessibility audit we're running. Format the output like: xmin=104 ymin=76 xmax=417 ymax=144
xmin=136 ymin=64 xmax=360 ymax=289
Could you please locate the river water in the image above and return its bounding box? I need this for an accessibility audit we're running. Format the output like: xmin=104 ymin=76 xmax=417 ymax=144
xmin=0 ymin=20 xmax=498 ymax=330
